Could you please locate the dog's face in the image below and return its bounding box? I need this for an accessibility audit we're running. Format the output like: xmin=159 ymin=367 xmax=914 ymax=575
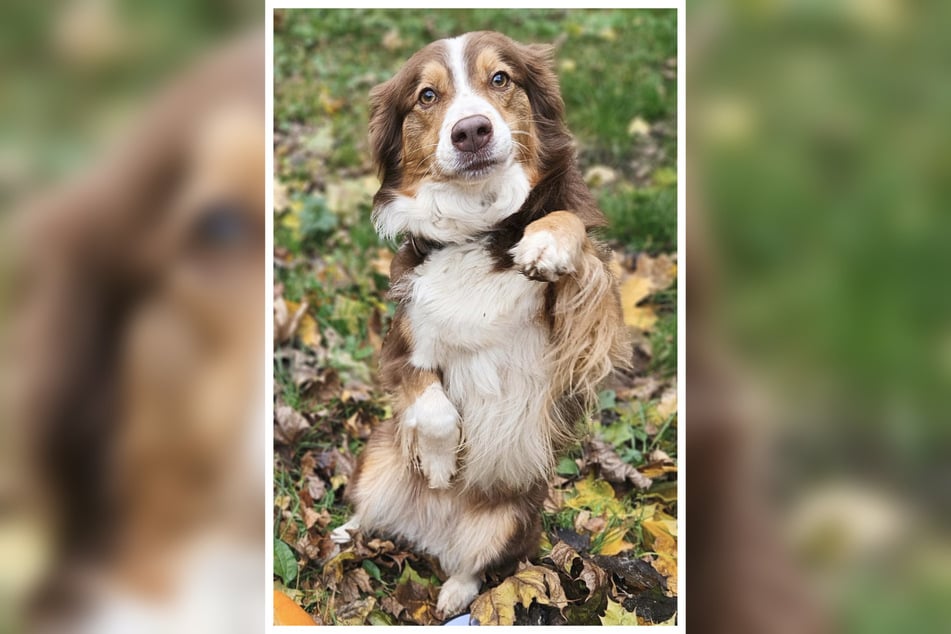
xmin=369 ymin=32 xmax=565 ymax=206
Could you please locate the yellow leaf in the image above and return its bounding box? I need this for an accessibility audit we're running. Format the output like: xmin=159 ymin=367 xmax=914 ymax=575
xmin=653 ymin=552 xmax=678 ymax=595
xmin=564 ymin=476 xmax=627 ymax=517
xmin=643 ymin=520 xmax=677 ymax=558
xmin=600 ymin=598 xmax=639 ymax=625
xmin=625 ymin=305 xmax=659 ymax=331
xmin=598 ymin=526 xmax=635 ymax=556
xmin=273 ymin=590 xmax=316 ymax=625
xmin=619 ymin=274 xmax=653 ymax=308
xmin=470 ymin=565 xmax=566 ymax=626
xmin=298 ymin=313 xmax=320 ymax=348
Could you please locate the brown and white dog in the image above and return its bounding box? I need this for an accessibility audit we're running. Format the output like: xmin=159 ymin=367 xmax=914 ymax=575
xmin=331 ymin=31 xmax=629 ymax=617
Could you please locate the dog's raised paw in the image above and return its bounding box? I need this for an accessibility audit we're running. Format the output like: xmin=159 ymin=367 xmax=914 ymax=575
xmin=511 ymin=229 xmax=578 ymax=282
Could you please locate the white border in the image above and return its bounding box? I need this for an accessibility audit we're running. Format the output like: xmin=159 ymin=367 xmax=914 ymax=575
xmin=266 ymin=3 xmax=685 ymax=631
xmin=264 ymin=5 xmax=276 ymax=632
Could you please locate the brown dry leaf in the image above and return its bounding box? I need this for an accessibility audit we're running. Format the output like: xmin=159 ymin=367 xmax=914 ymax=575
xmin=590 ymin=554 xmax=668 ymax=594
xmin=470 ymin=563 xmax=568 ymax=626
xmin=586 ymin=438 xmax=653 ymax=490
xmin=275 ymin=404 xmax=310 ymax=446
xmin=296 ymin=531 xmax=336 ymax=563
xmin=301 ymin=506 xmax=330 ymax=530
xmin=548 ymin=542 xmax=608 ymax=596
xmin=655 ymin=385 xmax=678 ymax=420
xmin=638 ymin=460 xmax=678 ymax=479
xmin=274 ymin=298 xmax=309 ymax=345
xmin=304 ymin=475 xmax=327 ymax=503
xmin=392 ymin=578 xmax=437 ymax=625
xmin=321 ymin=551 xmax=355 ymax=589
xmin=335 ymin=596 xmax=376 ymax=625
xmin=339 ymin=567 xmax=374 ymax=603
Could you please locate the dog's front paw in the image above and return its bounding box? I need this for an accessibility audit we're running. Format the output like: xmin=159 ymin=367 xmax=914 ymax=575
xmin=436 ymin=575 xmax=481 ymax=619
xmin=511 ymin=229 xmax=580 ymax=282
xmin=404 ymin=384 xmax=461 ymax=489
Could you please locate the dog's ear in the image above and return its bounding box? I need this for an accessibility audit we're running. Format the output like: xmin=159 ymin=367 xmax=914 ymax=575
xmin=517 ymin=43 xmax=566 ymax=125
xmin=368 ymin=77 xmax=404 ymax=188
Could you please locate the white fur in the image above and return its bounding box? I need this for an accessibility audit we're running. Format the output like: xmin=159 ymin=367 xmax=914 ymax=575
xmin=399 ymin=242 xmax=555 ymax=491
xmin=437 ymin=574 xmax=481 ymax=617
xmin=373 ymin=163 xmax=530 ymax=244
xmin=511 ymin=229 xmax=580 ymax=282
xmin=404 ymin=383 xmax=461 ymax=489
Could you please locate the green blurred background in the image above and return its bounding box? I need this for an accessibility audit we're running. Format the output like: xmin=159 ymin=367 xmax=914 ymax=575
xmin=0 ymin=0 xmax=258 ymax=210
xmin=691 ymin=0 xmax=951 ymax=631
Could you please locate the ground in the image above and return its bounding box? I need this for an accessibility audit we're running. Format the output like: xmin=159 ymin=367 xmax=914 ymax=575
xmin=272 ymin=8 xmax=678 ymax=626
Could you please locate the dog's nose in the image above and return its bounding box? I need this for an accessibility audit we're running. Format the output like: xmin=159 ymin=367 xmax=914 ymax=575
xmin=451 ymin=115 xmax=493 ymax=153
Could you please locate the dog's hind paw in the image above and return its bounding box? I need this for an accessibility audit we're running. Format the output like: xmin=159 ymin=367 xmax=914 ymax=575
xmin=436 ymin=574 xmax=481 ymax=619
xmin=330 ymin=518 xmax=360 ymax=544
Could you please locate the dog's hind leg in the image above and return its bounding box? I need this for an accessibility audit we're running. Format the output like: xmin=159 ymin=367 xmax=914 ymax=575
xmin=434 ymin=496 xmax=541 ymax=618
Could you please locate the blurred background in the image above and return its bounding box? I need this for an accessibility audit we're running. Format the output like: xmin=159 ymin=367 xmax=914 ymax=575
xmin=1 ymin=1 xmax=263 ymax=632
xmin=689 ymin=0 xmax=951 ymax=632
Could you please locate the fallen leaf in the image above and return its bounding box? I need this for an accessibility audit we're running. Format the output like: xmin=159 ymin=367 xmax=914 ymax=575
xmin=339 ymin=567 xmax=374 ymax=603
xmin=601 ymin=598 xmax=639 ymax=625
xmin=470 ymin=563 xmax=568 ymax=626
xmin=597 ymin=526 xmax=635 ymax=556
xmin=335 ymin=596 xmax=376 ymax=625
xmin=274 ymin=404 xmax=310 ymax=446
xmin=547 ymin=542 xmax=608 ymax=596
xmin=273 ymin=590 xmax=316 ymax=625
xmin=590 ymin=554 xmax=667 ymax=594
xmin=585 ymin=438 xmax=653 ymax=490
xmin=274 ymin=299 xmax=309 ymax=345
xmin=274 ymin=539 xmax=298 ymax=585
xmin=564 ymin=475 xmax=629 ymax=516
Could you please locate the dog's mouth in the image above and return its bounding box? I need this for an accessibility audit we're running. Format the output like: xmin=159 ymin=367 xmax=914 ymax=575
xmin=455 ymin=153 xmax=502 ymax=180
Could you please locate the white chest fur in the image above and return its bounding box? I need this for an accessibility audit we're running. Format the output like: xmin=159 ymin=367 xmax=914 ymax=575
xmin=402 ymin=242 xmax=555 ymax=490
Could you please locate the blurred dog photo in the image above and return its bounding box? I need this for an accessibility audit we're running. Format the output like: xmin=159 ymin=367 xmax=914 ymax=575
xmin=3 ymin=15 xmax=265 ymax=633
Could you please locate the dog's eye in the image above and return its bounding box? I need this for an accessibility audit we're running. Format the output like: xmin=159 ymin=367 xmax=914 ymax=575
xmin=490 ymin=71 xmax=510 ymax=88
xmin=192 ymin=202 xmax=253 ymax=250
xmin=418 ymin=87 xmax=438 ymax=106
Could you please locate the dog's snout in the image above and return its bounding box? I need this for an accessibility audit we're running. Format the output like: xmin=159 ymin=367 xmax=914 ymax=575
xmin=451 ymin=115 xmax=493 ymax=153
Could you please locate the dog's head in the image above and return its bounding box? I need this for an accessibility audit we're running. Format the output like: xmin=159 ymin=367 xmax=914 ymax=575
xmin=369 ymin=31 xmax=597 ymax=246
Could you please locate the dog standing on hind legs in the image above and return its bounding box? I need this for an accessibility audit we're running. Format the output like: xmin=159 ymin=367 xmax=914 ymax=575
xmin=330 ymin=31 xmax=629 ymax=618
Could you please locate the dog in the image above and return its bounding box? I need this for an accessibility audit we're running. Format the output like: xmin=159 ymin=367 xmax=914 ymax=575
xmin=330 ymin=31 xmax=630 ymax=617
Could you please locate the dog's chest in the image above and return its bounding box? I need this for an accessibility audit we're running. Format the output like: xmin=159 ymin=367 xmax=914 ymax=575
xmin=403 ymin=242 xmax=546 ymax=369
